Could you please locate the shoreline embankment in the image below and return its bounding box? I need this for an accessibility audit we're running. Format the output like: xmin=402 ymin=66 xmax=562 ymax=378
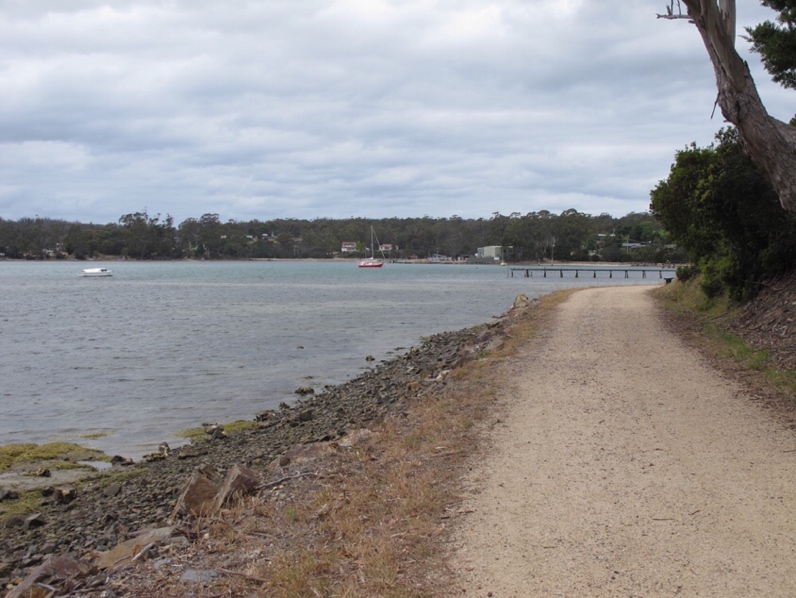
xmin=0 ymin=294 xmax=535 ymax=590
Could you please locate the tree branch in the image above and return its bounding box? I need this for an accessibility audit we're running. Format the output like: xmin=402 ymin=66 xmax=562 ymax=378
xmin=657 ymin=0 xmax=691 ymax=21
xmin=667 ymin=0 xmax=796 ymax=213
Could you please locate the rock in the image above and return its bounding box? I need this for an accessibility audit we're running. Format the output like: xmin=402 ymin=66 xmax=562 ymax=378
xmin=177 ymin=446 xmax=200 ymax=459
xmin=143 ymin=442 xmax=171 ymax=462
xmin=5 ymin=555 xmax=94 ymax=598
xmin=204 ymin=424 xmax=227 ymax=439
xmin=276 ymin=442 xmax=338 ymax=468
xmin=512 ymin=293 xmax=532 ymax=309
xmin=294 ymin=386 xmax=315 ymax=395
xmin=365 ymin=355 xmax=375 ymax=361
xmin=4 ymin=514 xmax=25 ymax=528
xmin=167 ymin=462 xmax=261 ymax=520
xmin=255 ymin=409 xmax=277 ymax=422
xmin=212 ymin=464 xmax=260 ymax=513
xmin=111 ymin=455 xmax=134 ymax=466
xmin=25 ymin=513 xmax=46 ymax=529
xmin=181 ymin=568 xmax=218 ymax=583
xmin=93 ymin=526 xmax=175 ymax=570
xmin=104 ymin=483 xmax=122 ymax=498
xmin=338 ymin=428 xmax=375 ymax=448
xmin=20 ymin=554 xmax=42 ymax=568
xmin=0 ymin=489 xmax=20 ymax=502
xmin=53 ymin=485 xmax=77 ymax=504
xmin=169 ymin=465 xmax=223 ymax=521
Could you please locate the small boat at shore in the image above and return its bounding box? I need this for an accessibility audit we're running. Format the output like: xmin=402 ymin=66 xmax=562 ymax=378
xmin=81 ymin=267 xmax=113 ymax=277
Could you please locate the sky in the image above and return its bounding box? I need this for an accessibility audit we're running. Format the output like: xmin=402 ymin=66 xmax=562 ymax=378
xmin=0 ymin=1 xmax=792 ymax=226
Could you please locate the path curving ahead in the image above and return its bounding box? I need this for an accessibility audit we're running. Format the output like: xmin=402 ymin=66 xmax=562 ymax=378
xmin=452 ymin=285 xmax=796 ymax=597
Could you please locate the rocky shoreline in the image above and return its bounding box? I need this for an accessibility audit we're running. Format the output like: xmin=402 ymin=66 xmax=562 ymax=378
xmin=0 ymin=296 xmax=529 ymax=596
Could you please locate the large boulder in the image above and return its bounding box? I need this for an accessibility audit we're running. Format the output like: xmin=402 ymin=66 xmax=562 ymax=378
xmin=212 ymin=464 xmax=260 ymax=512
xmin=169 ymin=464 xmax=223 ymax=521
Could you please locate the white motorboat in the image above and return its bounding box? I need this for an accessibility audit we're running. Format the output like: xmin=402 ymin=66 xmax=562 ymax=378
xmin=81 ymin=267 xmax=113 ymax=277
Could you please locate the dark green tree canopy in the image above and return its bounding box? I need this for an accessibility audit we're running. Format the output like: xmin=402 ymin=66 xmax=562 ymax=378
xmin=651 ymin=127 xmax=796 ymax=299
xmin=0 ymin=209 xmax=678 ymax=264
xmin=746 ymin=0 xmax=796 ymax=90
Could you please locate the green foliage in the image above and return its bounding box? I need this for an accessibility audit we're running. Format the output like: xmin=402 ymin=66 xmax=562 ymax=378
xmin=651 ymin=127 xmax=796 ymax=300
xmin=118 ymin=211 xmax=177 ymax=259
xmin=0 ymin=210 xmax=678 ymax=263
xmin=676 ymin=263 xmax=698 ymax=282
xmin=746 ymin=0 xmax=796 ymax=90
xmin=699 ymin=256 xmax=733 ymax=298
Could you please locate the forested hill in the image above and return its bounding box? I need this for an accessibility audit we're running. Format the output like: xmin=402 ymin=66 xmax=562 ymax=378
xmin=0 ymin=210 xmax=679 ymax=264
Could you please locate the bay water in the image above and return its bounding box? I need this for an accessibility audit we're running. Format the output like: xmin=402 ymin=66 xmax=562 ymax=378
xmin=0 ymin=260 xmax=670 ymax=458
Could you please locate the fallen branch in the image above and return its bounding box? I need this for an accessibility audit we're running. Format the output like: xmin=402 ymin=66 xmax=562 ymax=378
xmin=131 ymin=542 xmax=156 ymax=563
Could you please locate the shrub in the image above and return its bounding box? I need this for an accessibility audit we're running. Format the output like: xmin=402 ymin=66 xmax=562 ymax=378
xmin=676 ymin=264 xmax=698 ymax=282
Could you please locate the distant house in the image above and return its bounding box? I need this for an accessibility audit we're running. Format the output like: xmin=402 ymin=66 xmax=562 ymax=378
xmin=341 ymin=241 xmax=358 ymax=253
xmin=379 ymin=243 xmax=394 ymax=252
xmin=478 ymin=246 xmax=503 ymax=259
xmin=468 ymin=245 xmax=504 ymax=264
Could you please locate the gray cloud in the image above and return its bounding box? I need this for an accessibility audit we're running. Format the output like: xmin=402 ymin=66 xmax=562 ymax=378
xmin=0 ymin=1 xmax=790 ymax=224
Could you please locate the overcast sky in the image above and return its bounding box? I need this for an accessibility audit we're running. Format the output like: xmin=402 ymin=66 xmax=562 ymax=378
xmin=0 ymin=1 xmax=791 ymax=225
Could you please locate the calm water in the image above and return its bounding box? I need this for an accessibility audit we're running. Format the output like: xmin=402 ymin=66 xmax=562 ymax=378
xmin=0 ymin=260 xmax=671 ymax=458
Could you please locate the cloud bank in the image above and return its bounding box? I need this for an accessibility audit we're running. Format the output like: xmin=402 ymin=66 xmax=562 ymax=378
xmin=0 ymin=1 xmax=790 ymax=224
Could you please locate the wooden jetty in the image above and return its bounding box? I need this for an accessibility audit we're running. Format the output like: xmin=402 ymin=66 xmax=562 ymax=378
xmin=508 ymin=266 xmax=676 ymax=281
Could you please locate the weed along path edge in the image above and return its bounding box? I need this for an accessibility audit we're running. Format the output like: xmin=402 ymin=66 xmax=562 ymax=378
xmin=451 ymin=285 xmax=796 ymax=597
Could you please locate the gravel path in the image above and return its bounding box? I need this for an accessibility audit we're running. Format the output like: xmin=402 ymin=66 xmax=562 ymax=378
xmin=452 ymin=285 xmax=796 ymax=597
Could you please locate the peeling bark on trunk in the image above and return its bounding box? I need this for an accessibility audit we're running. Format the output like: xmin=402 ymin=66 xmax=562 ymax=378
xmin=682 ymin=0 xmax=796 ymax=214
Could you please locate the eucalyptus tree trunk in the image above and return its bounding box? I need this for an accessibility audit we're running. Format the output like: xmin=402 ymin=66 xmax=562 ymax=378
xmin=678 ymin=0 xmax=796 ymax=213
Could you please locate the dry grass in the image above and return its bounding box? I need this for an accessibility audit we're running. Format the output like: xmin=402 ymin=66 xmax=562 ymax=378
xmin=655 ymin=278 xmax=796 ymax=416
xmin=114 ymin=291 xmax=570 ymax=597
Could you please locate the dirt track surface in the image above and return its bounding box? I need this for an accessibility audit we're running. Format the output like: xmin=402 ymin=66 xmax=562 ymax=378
xmin=452 ymin=285 xmax=796 ymax=597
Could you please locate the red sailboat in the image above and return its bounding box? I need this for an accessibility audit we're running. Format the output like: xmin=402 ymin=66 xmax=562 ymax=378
xmin=358 ymin=226 xmax=384 ymax=268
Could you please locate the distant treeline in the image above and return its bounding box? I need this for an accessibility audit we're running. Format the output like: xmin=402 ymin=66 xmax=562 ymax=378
xmin=0 ymin=210 xmax=684 ymax=263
